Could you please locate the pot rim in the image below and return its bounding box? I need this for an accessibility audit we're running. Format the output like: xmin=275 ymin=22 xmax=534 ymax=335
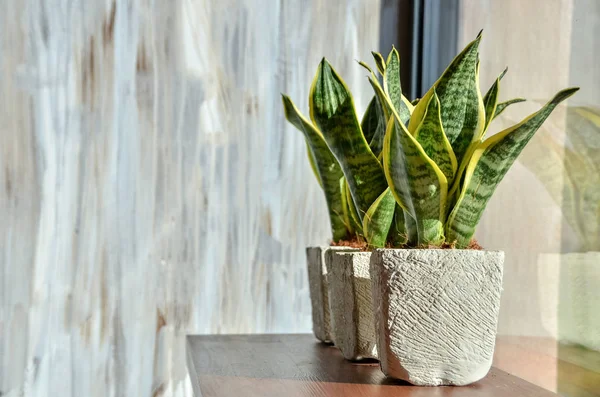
xmin=371 ymin=247 xmax=504 ymax=254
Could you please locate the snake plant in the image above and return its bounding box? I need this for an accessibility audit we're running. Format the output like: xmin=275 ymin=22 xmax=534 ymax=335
xmin=519 ymin=106 xmax=600 ymax=252
xmin=283 ymin=32 xmax=578 ymax=249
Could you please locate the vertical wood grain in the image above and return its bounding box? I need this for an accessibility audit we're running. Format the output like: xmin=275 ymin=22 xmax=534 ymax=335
xmin=0 ymin=0 xmax=381 ymax=396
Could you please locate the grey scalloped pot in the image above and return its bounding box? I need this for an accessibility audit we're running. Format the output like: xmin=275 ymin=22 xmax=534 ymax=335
xmin=327 ymin=250 xmax=377 ymax=361
xmin=306 ymin=246 xmax=357 ymax=344
xmin=369 ymin=248 xmax=504 ymax=386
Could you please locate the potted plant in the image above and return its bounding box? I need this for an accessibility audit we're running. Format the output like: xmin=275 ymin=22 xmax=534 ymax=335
xmin=282 ymin=46 xmax=406 ymax=357
xmin=360 ymin=32 xmax=578 ymax=386
xmin=282 ymin=94 xmax=359 ymax=344
xmin=282 ymin=65 xmax=387 ymax=357
xmin=519 ymin=106 xmax=600 ymax=352
xmin=302 ymin=47 xmax=415 ymax=360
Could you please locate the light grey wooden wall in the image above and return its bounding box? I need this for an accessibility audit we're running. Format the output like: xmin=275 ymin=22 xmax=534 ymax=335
xmin=0 ymin=1 xmax=381 ymax=396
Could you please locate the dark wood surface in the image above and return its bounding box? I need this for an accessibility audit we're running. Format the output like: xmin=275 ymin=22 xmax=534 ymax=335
xmin=186 ymin=334 xmax=562 ymax=397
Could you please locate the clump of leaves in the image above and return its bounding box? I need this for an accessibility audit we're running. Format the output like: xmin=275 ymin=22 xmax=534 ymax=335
xmin=283 ymin=32 xmax=578 ymax=249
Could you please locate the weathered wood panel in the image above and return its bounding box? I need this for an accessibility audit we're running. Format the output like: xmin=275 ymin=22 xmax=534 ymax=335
xmin=0 ymin=1 xmax=381 ymax=396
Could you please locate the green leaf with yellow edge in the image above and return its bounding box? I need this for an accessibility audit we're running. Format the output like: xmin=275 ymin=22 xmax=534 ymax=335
xmin=384 ymin=47 xmax=411 ymax=125
xmin=494 ymin=98 xmax=526 ymax=119
xmin=483 ymin=77 xmax=500 ymax=133
xmin=305 ymin=142 xmax=322 ymax=188
xmin=358 ymin=60 xmax=373 ymax=74
xmin=383 ymin=116 xmax=448 ymax=245
xmin=414 ymin=91 xmax=458 ymax=183
xmin=408 ymin=32 xmax=484 ymax=165
xmin=483 ymin=67 xmax=507 ymax=103
xmin=363 ymin=188 xmax=396 ymax=248
xmin=482 ymin=67 xmax=507 ymax=132
xmin=309 ymin=59 xmax=389 ymax=224
xmin=361 ymin=96 xmax=386 ymax=156
xmin=371 ymin=51 xmax=386 ymax=75
xmin=446 ymin=87 xmax=579 ymax=248
xmin=339 ymin=177 xmax=354 ymax=235
xmin=282 ymin=94 xmax=349 ymax=241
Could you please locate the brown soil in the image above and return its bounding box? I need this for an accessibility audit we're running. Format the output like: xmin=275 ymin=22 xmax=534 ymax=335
xmin=330 ymin=235 xmax=369 ymax=251
xmin=418 ymin=238 xmax=483 ymax=250
xmin=330 ymin=238 xmax=483 ymax=251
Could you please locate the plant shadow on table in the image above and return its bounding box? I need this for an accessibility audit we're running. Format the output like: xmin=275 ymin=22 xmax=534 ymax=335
xmin=189 ymin=334 xmax=415 ymax=385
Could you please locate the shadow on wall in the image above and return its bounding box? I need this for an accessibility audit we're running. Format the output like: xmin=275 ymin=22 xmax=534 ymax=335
xmin=520 ymin=106 xmax=600 ymax=352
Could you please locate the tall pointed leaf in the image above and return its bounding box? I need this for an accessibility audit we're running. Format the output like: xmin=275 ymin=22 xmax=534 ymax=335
xmin=483 ymin=77 xmax=500 ymax=133
xmin=361 ymin=96 xmax=386 ymax=156
xmin=494 ymin=98 xmax=526 ymax=119
xmin=309 ymin=59 xmax=388 ymax=221
xmin=372 ymin=51 xmax=386 ymax=75
xmin=384 ymin=47 xmax=411 ymax=125
xmin=446 ymin=87 xmax=579 ymax=247
xmin=357 ymin=60 xmax=374 ymax=74
xmin=363 ymin=188 xmax=396 ymax=248
xmin=408 ymin=33 xmax=484 ymax=165
xmin=383 ymin=117 xmax=448 ymax=244
xmin=483 ymin=67 xmax=507 ymax=105
xmin=482 ymin=68 xmax=507 ymax=132
xmin=282 ymin=95 xmax=348 ymax=241
xmin=414 ymin=91 xmax=458 ymax=183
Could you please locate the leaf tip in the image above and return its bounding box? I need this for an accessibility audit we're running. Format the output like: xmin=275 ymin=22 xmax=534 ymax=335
xmin=554 ymin=87 xmax=580 ymax=103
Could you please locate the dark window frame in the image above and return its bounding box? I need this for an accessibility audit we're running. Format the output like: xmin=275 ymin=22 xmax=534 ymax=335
xmin=379 ymin=0 xmax=460 ymax=100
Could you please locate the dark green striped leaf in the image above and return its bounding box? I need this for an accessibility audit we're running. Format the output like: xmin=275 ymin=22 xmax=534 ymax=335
xmin=408 ymin=33 xmax=484 ymax=165
xmin=494 ymin=98 xmax=527 ymax=119
xmin=414 ymin=91 xmax=458 ymax=183
xmin=383 ymin=117 xmax=447 ymax=245
xmin=384 ymin=47 xmax=411 ymax=125
xmin=282 ymin=95 xmax=349 ymax=241
xmin=361 ymin=96 xmax=386 ymax=156
xmin=446 ymin=87 xmax=579 ymax=247
xmin=363 ymin=188 xmax=396 ymax=248
xmin=310 ymin=59 xmax=389 ymax=223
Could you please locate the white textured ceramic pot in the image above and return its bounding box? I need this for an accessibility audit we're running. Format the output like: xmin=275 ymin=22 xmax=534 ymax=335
xmin=327 ymin=251 xmax=378 ymax=360
xmin=306 ymin=246 xmax=355 ymax=343
xmin=370 ymin=249 xmax=504 ymax=386
xmin=538 ymin=252 xmax=600 ymax=352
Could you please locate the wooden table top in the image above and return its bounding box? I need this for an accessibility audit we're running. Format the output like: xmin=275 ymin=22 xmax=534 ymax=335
xmin=186 ymin=334 xmax=598 ymax=397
